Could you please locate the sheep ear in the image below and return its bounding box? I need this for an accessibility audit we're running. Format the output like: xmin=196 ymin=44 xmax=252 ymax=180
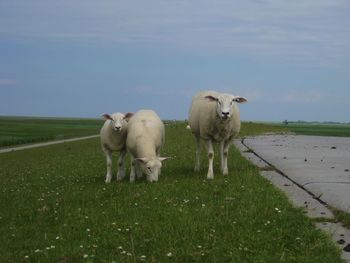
xmin=205 ymin=95 xmax=218 ymax=101
xmin=124 ymin=112 xmax=134 ymax=120
xmin=233 ymin=97 xmax=247 ymax=103
xmin=102 ymin=114 xmax=112 ymax=120
xmin=158 ymin=157 xmax=171 ymax=162
xmin=134 ymin=157 xmax=148 ymax=164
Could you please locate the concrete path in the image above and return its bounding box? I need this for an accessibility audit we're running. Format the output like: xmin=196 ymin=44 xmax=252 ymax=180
xmin=0 ymin=134 xmax=99 ymax=154
xmin=241 ymin=135 xmax=350 ymax=212
xmin=234 ymin=134 xmax=350 ymax=262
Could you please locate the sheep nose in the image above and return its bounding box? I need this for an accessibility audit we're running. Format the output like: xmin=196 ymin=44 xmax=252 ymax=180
xmin=222 ymin=112 xmax=229 ymax=119
xmin=115 ymin=126 xmax=121 ymax=131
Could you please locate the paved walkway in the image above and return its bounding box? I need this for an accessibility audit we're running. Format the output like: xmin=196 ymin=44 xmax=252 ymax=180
xmin=242 ymin=134 xmax=350 ymax=212
xmin=0 ymin=134 xmax=99 ymax=154
xmin=234 ymin=134 xmax=350 ymax=261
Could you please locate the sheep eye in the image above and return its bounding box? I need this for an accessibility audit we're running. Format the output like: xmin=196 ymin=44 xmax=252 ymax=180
xmin=147 ymin=167 xmax=151 ymax=171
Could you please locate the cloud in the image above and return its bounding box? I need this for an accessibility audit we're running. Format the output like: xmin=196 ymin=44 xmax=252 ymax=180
xmin=0 ymin=78 xmax=16 ymax=86
xmin=0 ymin=0 xmax=349 ymax=67
xmin=280 ymin=89 xmax=350 ymax=105
xmin=131 ymin=85 xmax=194 ymax=99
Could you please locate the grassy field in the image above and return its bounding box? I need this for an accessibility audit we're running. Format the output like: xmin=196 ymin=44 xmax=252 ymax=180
xmin=0 ymin=122 xmax=343 ymax=262
xmin=279 ymin=122 xmax=350 ymax=137
xmin=1 ymin=116 xmax=349 ymax=150
xmin=0 ymin=116 xmax=103 ymax=148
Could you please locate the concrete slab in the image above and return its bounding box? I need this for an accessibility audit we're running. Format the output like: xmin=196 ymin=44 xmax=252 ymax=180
xmin=240 ymin=152 xmax=271 ymax=169
xmin=243 ymin=135 xmax=350 ymax=212
xmin=316 ymin=222 xmax=350 ymax=262
xmin=232 ymin=140 xmax=249 ymax=152
xmin=260 ymin=171 xmax=333 ymax=219
xmin=233 ymin=140 xmax=271 ymax=169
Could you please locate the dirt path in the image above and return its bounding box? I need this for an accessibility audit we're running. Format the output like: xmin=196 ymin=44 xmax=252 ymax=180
xmin=0 ymin=134 xmax=99 ymax=154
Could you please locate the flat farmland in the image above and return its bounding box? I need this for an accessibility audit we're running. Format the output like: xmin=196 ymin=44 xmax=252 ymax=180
xmin=0 ymin=121 xmax=343 ymax=262
xmin=0 ymin=116 xmax=103 ymax=148
xmin=280 ymin=122 xmax=350 ymax=137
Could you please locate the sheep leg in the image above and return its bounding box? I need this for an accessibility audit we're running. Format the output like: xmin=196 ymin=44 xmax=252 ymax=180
xmin=206 ymin=140 xmax=214 ymax=179
xmin=194 ymin=136 xmax=201 ymax=172
xmin=156 ymin=149 xmax=161 ymax=175
xmin=130 ymin=157 xmax=136 ymax=183
xmin=219 ymin=141 xmax=225 ymax=173
xmin=222 ymin=140 xmax=231 ymax=175
xmin=116 ymin=149 xmax=126 ymax=181
xmin=104 ymin=148 xmax=113 ymax=183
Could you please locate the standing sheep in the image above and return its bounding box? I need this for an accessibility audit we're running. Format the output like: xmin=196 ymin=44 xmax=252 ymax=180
xmin=100 ymin=112 xmax=133 ymax=183
xmin=126 ymin=110 xmax=170 ymax=182
xmin=188 ymin=91 xmax=247 ymax=179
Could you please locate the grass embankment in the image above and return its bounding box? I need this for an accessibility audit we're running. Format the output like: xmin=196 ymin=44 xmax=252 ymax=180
xmin=279 ymin=122 xmax=350 ymax=137
xmin=0 ymin=116 xmax=103 ymax=148
xmin=0 ymin=122 xmax=343 ymax=262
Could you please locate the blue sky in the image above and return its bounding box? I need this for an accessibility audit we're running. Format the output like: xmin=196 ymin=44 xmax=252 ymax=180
xmin=1 ymin=0 xmax=349 ymax=122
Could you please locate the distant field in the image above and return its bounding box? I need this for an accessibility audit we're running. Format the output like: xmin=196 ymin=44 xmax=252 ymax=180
xmin=0 ymin=122 xmax=343 ymax=262
xmin=1 ymin=116 xmax=349 ymax=150
xmin=0 ymin=116 xmax=103 ymax=148
xmin=279 ymin=122 xmax=350 ymax=137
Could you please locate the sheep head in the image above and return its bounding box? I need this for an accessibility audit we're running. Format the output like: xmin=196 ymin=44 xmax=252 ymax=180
xmin=205 ymin=93 xmax=247 ymax=120
xmin=102 ymin=112 xmax=133 ymax=132
xmin=134 ymin=157 xmax=170 ymax=182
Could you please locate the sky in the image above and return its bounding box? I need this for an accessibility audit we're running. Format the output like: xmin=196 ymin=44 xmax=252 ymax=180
xmin=0 ymin=0 xmax=349 ymax=122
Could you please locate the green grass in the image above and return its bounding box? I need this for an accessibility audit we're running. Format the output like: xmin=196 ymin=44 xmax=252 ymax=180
xmin=240 ymin=122 xmax=288 ymax=137
xmin=279 ymin=122 xmax=350 ymax=137
xmin=0 ymin=122 xmax=343 ymax=262
xmin=0 ymin=116 xmax=103 ymax=148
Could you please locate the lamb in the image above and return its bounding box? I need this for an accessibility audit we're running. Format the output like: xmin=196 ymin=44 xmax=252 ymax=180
xmin=126 ymin=109 xmax=170 ymax=182
xmin=188 ymin=90 xmax=247 ymax=179
xmin=100 ymin=112 xmax=133 ymax=183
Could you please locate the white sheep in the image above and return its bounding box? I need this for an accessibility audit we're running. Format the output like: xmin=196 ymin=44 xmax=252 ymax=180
xmin=100 ymin=112 xmax=133 ymax=183
xmin=126 ymin=109 xmax=170 ymax=182
xmin=188 ymin=90 xmax=247 ymax=179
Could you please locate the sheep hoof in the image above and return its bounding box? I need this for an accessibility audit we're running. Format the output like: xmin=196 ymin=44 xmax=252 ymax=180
xmin=207 ymin=172 xmax=214 ymax=180
xmin=105 ymin=175 xmax=112 ymax=183
xmin=117 ymin=171 xmax=125 ymax=181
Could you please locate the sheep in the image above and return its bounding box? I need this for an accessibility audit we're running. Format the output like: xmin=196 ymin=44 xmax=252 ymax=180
xmin=100 ymin=112 xmax=133 ymax=183
xmin=188 ymin=90 xmax=247 ymax=179
xmin=126 ymin=109 xmax=170 ymax=182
